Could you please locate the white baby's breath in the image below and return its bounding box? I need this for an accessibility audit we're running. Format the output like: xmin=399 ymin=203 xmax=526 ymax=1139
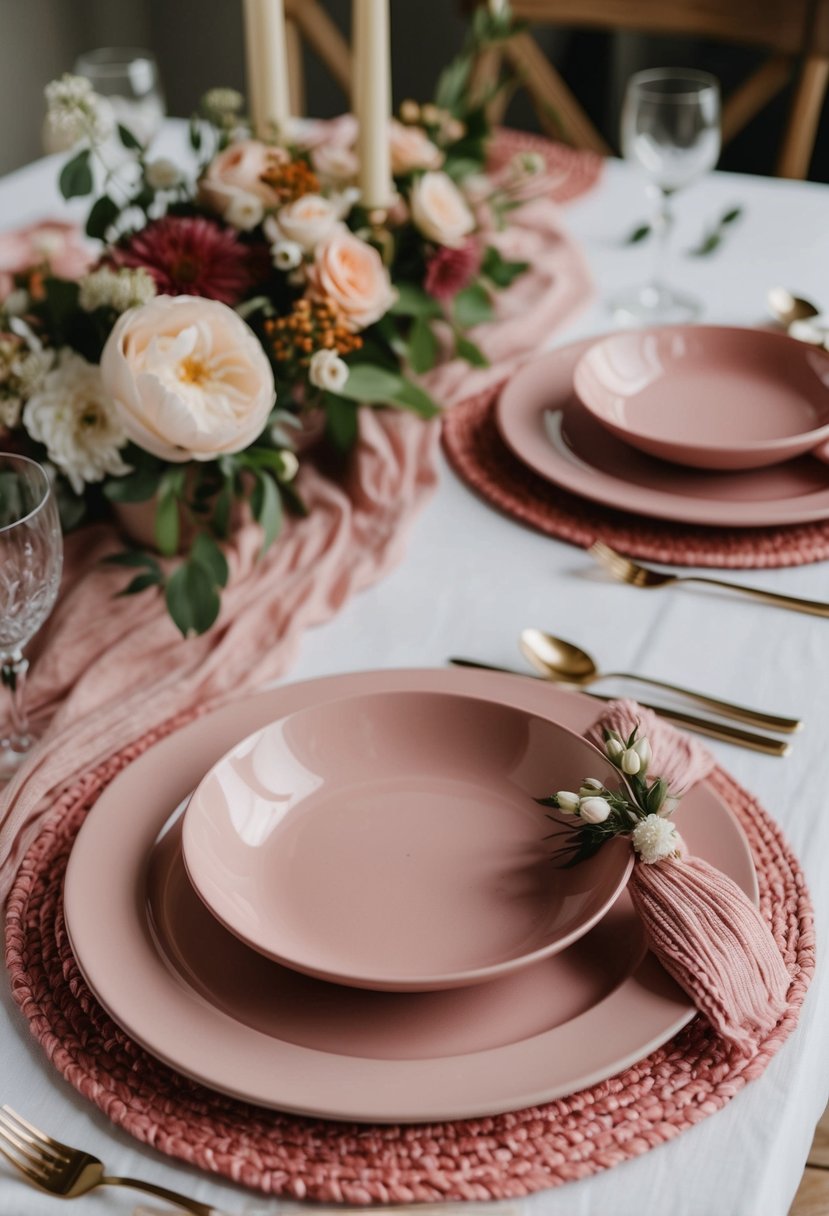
xmin=44 ymin=73 xmax=114 ymax=149
xmin=78 ymin=266 xmax=157 ymax=313
xmin=0 ymin=334 xmax=53 ymax=428
xmin=22 ymin=349 xmax=131 ymax=493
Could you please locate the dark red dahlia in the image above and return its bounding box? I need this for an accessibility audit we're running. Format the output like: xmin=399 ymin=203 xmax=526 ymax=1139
xmin=111 ymin=215 xmax=266 ymax=306
xmin=423 ymin=238 xmax=482 ymax=303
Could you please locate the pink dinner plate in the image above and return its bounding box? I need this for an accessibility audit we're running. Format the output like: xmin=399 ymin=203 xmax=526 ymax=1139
xmin=496 ymin=338 xmax=829 ymax=527
xmin=573 ymin=326 xmax=829 ymax=471
xmin=182 ymin=691 xmax=632 ymax=991
xmin=64 ymin=669 xmax=757 ymax=1124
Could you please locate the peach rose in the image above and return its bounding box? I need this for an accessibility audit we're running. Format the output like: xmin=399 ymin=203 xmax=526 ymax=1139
xmin=389 ymin=119 xmax=444 ymax=175
xmin=100 ymin=294 xmax=275 ymax=462
xmin=308 ymin=229 xmax=396 ymax=330
xmin=410 ymin=171 xmax=475 ymax=248
xmin=199 ymin=139 xmax=286 ymax=220
xmin=312 ymin=142 xmax=359 ymax=187
xmin=271 ymin=193 xmax=341 ymax=252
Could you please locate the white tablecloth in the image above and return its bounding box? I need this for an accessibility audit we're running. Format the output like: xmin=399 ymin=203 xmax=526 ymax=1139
xmin=2 ymin=137 xmax=829 ymax=1216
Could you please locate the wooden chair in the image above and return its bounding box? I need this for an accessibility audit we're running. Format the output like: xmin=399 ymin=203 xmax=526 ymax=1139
xmin=283 ymin=0 xmax=352 ymax=115
xmin=472 ymin=0 xmax=829 ymax=178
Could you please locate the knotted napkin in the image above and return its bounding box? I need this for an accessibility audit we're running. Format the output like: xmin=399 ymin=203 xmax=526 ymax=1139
xmin=587 ymin=700 xmax=791 ymax=1054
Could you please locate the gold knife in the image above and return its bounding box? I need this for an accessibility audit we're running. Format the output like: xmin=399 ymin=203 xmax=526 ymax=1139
xmin=448 ymin=659 xmax=791 ymax=757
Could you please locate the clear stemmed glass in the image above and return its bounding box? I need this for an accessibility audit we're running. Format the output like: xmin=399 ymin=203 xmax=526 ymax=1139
xmin=74 ymin=48 xmax=166 ymax=145
xmin=0 ymin=455 xmax=63 ymax=779
xmin=611 ymin=68 xmax=721 ymax=326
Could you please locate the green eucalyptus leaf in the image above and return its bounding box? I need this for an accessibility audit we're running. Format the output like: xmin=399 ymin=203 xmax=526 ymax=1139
xmin=336 ymin=363 xmax=405 ymax=404
xmin=85 ymin=193 xmax=120 ymax=240
xmin=59 ymin=149 xmax=93 ymax=199
xmin=103 ymin=464 xmax=163 ymax=503
xmin=391 ymin=380 xmax=440 ymax=418
xmin=454 ymin=333 xmax=489 ymax=367
xmin=117 ymin=571 xmax=161 ymax=597
xmin=117 ymin=122 xmax=142 ymax=150
xmin=191 ymin=532 xmax=229 ymax=588
xmin=453 ymin=281 xmax=493 ymax=328
xmin=103 ymin=551 xmax=161 ymax=574
xmin=154 ymin=492 xmax=180 ymax=557
xmin=251 ymin=470 xmax=282 ymax=553
xmin=324 ymin=393 xmax=359 ymax=452
xmin=481 ymin=246 xmax=529 ymax=287
xmin=625 ymin=223 xmax=651 ymax=245
xmin=165 ymin=560 xmax=220 ymax=637
xmin=408 ymin=315 xmax=439 ymax=373
xmin=389 ymin=283 xmax=442 ymax=318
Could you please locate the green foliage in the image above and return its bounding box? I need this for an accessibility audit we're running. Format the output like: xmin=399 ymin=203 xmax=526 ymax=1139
xmin=408 ymin=315 xmax=440 ymax=373
xmin=166 ymin=559 xmax=221 ymax=636
xmin=59 ymin=149 xmax=92 ymax=199
xmin=453 ymin=282 xmax=493 ymax=328
xmin=85 ymin=194 xmax=120 ymax=240
xmin=324 ymin=393 xmax=359 ymax=452
xmin=481 ymin=245 xmax=529 ymax=288
xmin=117 ymin=123 xmax=142 ymax=151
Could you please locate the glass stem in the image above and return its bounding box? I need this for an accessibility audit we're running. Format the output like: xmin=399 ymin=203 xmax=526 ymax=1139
xmin=650 ymin=187 xmax=674 ymax=293
xmin=1 ymin=650 xmax=32 ymax=754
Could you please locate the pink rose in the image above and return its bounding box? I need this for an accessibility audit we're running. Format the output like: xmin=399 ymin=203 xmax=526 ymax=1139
xmin=389 ymin=119 xmax=444 ymax=175
xmin=199 ymin=139 xmax=286 ymax=220
xmin=410 ymin=172 xmax=475 ymax=249
xmin=0 ymin=220 xmax=93 ymax=298
xmin=100 ymin=294 xmax=275 ymax=462
xmin=271 ymin=193 xmax=340 ymax=252
xmin=308 ymin=229 xmax=396 ymax=330
xmin=312 ymin=142 xmax=359 ymax=187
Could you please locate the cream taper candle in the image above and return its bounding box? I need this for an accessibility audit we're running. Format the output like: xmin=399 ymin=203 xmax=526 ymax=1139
xmin=243 ymin=0 xmax=291 ymax=138
xmin=353 ymin=0 xmax=392 ymax=210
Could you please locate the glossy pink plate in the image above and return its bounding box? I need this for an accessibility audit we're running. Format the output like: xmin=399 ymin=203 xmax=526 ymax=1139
xmin=573 ymin=326 xmax=829 ymax=470
xmin=497 ymin=338 xmax=829 ymax=527
xmin=63 ymin=669 xmax=757 ymax=1124
xmin=182 ymin=692 xmax=632 ymax=991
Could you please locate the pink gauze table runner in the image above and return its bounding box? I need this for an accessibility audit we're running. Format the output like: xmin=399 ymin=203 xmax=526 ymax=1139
xmin=0 ymin=131 xmax=601 ymax=905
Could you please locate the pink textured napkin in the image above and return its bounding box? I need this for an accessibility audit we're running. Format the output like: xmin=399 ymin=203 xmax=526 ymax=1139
xmin=588 ymin=701 xmax=791 ymax=1053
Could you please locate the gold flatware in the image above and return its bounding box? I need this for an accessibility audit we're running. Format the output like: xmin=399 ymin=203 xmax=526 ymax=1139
xmin=590 ymin=539 xmax=829 ymax=620
xmin=767 ymin=286 xmax=820 ymax=330
xmin=0 ymin=1105 xmax=215 ymax=1215
xmin=448 ymin=659 xmax=791 ymax=756
xmin=519 ymin=629 xmax=803 ymax=735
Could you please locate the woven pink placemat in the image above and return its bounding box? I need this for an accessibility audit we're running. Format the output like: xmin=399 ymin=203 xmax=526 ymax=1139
xmin=5 ymin=712 xmax=814 ymax=1205
xmin=442 ymin=384 xmax=829 ymax=569
xmin=489 ymin=127 xmax=604 ymax=203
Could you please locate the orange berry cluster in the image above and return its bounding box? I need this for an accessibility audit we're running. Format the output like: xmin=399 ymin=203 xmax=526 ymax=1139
xmin=259 ymin=156 xmax=320 ymax=204
xmin=265 ymin=297 xmax=363 ymax=368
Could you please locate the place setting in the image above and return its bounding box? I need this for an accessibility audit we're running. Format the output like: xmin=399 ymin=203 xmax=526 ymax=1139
xmin=0 ymin=2 xmax=826 ymax=1215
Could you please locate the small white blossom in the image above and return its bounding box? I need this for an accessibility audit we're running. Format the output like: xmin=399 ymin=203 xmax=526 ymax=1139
xmin=512 ymin=151 xmax=546 ymax=178
xmin=308 ymin=348 xmax=349 ymax=393
xmin=0 ymin=334 xmax=53 ymax=428
xmin=621 ymin=748 xmax=641 ymax=775
xmin=44 ymin=73 xmax=114 ymax=149
xmin=145 ymin=157 xmax=181 ymax=190
xmin=556 ymin=790 xmax=581 ymax=813
xmin=201 ymin=87 xmax=244 ymax=124
xmin=78 ymin=267 xmax=156 ymax=313
xmin=579 ymin=796 xmax=612 ymax=825
xmin=272 ymin=239 xmax=303 ymax=271
xmin=631 ymin=814 xmax=681 ymax=864
xmin=329 ymin=186 xmax=362 ymax=218
xmin=23 ymin=349 xmax=131 ymax=494
xmin=225 ymin=191 xmax=265 ymax=231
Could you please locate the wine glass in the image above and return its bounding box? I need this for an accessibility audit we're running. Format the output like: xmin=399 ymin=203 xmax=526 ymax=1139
xmin=611 ymin=68 xmax=721 ymax=326
xmin=0 ymin=455 xmax=63 ymax=779
xmin=74 ymin=48 xmax=166 ymax=145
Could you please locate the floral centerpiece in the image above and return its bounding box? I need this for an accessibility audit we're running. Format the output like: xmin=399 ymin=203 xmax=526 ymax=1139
xmin=0 ymin=9 xmax=542 ymax=634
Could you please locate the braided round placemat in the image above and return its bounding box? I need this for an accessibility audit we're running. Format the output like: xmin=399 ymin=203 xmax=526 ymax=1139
xmin=442 ymin=385 xmax=829 ymax=568
xmin=5 ymin=716 xmax=814 ymax=1205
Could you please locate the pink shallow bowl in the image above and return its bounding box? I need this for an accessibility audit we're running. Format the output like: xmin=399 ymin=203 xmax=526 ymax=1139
xmin=181 ymin=690 xmax=632 ymax=992
xmin=573 ymin=326 xmax=829 ymax=470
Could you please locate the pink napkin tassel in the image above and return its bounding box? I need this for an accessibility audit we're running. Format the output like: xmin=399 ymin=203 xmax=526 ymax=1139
xmin=588 ymin=701 xmax=791 ymax=1053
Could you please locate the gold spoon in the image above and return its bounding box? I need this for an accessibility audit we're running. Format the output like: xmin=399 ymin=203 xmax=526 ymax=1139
xmin=767 ymin=286 xmax=820 ymax=330
xmin=519 ymin=629 xmax=802 ymax=735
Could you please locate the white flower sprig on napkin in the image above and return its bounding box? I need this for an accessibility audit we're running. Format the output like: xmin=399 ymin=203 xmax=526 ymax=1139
xmin=539 ymin=724 xmax=684 ymax=867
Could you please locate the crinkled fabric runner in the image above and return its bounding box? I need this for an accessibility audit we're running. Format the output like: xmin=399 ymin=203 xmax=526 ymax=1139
xmin=442 ymin=384 xmax=829 ymax=568
xmin=4 ymin=709 xmax=814 ymax=1204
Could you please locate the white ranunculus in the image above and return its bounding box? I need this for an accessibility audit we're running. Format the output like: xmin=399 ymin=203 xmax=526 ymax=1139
xmin=100 ymin=295 xmax=275 ymax=463
xmin=579 ymin=796 xmax=612 ymax=825
xmin=23 ymin=349 xmax=131 ymax=493
xmin=631 ymin=814 xmax=682 ymax=864
xmin=225 ymin=191 xmax=265 ymax=231
xmin=410 ymin=171 xmax=475 ymax=248
xmin=272 ymin=194 xmax=340 ymax=253
xmin=145 ymin=158 xmax=181 ymax=190
xmin=308 ymin=348 xmax=349 ymax=393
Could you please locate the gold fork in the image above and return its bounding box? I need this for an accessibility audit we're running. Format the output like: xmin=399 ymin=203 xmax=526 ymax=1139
xmin=589 ymin=540 xmax=829 ymax=619
xmin=0 ymin=1105 xmax=215 ymax=1214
